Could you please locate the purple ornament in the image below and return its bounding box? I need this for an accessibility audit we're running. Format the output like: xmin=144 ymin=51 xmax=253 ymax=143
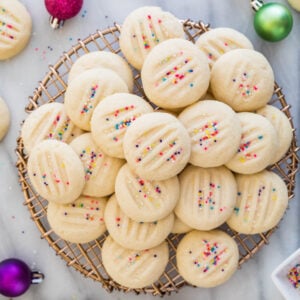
xmin=0 ymin=258 xmax=44 ymax=298
xmin=44 ymin=0 xmax=84 ymax=29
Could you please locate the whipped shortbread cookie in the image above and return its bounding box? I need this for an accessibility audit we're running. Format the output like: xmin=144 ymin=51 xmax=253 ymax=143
xmin=175 ymin=165 xmax=237 ymax=230
xmin=210 ymin=49 xmax=274 ymax=111
xmin=70 ymin=133 xmax=124 ymax=197
xmin=68 ymin=51 xmax=134 ymax=92
xmin=177 ymin=230 xmax=239 ymax=287
xmin=0 ymin=0 xmax=32 ymax=60
xmin=171 ymin=216 xmax=192 ymax=234
xmin=227 ymin=170 xmax=288 ymax=234
xmin=27 ymin=140 xmax=85 ymax=204
xmin=226 ymin=112 xmax=278 ymax=174
xmin=196 ymin=27 xmax=253 ymax=68
xmin=256 ymin=105 xmax=293 ymax=164
xmin=123 ymin=112 xmax=191 ymax=180
xmin=102 ymin=236 xmax=169 ymax=288
xmin=142 ymin=38 xmax=210 ymax=109
xmin=91 ymin=93 xmax=153 ymax=158
xmin=47 ymin=196 xmax=107 ymax=243
xmin=64 ymin=68 xmax=128 ymax=131
xmin=21 ymin=103 xmax=79 ymax=153
xmin=0 ymin=96 xmax=10 ymax=141
xmin=115 ymin=163 xmax=179 ymax=222
xmin=178 ymin=100 xmax=241 ymax=167
xmin=119 ymin=6 xmax=185 ymax=70
xmin=104 ymin=195 xmax=174 ymax=250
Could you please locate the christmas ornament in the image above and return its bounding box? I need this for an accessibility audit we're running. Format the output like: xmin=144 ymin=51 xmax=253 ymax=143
xmin=0 ymin=258 xmax=44 ymax=298
xmin=44 ymin=0 xmax=84 ymax=29
xmin=251 ymin=0 xmax=293 ymax=42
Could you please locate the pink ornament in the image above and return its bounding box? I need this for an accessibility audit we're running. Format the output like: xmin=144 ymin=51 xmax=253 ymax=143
xmin=44 ymin=0 xmax=84 ymax=29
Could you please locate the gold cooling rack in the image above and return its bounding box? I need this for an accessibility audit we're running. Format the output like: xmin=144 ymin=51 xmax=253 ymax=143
xmin=15 ymin=20 xmax=299 ymax=296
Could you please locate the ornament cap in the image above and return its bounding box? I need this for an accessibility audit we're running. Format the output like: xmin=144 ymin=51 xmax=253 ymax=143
xmin=49 ymin=16 xmax=65 ymax=29
xmin=31 ymin=271 xmax=45 ymax=284
xmin=251 ymin=0 xmax=264 ymax=12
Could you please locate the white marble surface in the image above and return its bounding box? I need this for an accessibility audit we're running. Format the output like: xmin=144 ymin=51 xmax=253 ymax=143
xmin=0 ymin=0 xmax=299 ymax=299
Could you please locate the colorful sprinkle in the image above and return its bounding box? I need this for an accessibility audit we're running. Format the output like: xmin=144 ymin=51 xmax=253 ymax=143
xmin=191 ymin=240 xmax=227 ymax=273
xmin=47 ymin=114 xmax=71 ymax=141
xmin=135 ymin=176 xmax=161 ymax=207
xmin=191 ymin=121 xmax=219 ymax=151
xmin=237 ymin=134 xmax=262 ymax=163
xmin=232 ymin=72 xmax=259 ymax=97
xmin=287 ymin=264 xmax=300 ymax=289
xmin=197 ymin=183 xmax=221 ymax=210
xmin=80 ymin=84 xmax=99 ymax=115
xmin=79 ymin=147 xmax=103 ymax=180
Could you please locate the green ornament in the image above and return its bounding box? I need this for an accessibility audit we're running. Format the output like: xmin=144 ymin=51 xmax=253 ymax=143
xmin=254 ymin=2 xmax=293 ymax=42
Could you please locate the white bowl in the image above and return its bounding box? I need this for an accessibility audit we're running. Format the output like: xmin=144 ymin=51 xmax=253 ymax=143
xmin=271 ymin=248 xmax=300 ymax=300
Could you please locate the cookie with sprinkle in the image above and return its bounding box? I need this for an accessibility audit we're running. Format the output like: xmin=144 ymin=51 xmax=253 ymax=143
xmin=64 ymin=68 xmax=128 ymax=131
xmin=28 ymin=140 xmax=85 ymax=204
xmin=119 ymin=6 xmax=184 ymax=70
xmin=210 ymin=49 xmax=274 ymax=112
xmin=47 ymin=196 xmax=107 ymax=243
xmin=91 ymin=93 xmax=153 ymax=159
xmin=178 ymin=100 xmax=242 ymax=167
xmin=176 ymin=230 xmax=239 ymax=287
xmin=104 ymin=194 xmax=174 ymax=250
xmin=70 ymin=133 xmax=124 ymax=197
xmin=227 ymin=170 xmax=288 ymax=234
xmin=102 ymin=236 xmax=169 ymax=288
xmin=226 ymin=112 xmax=278 ymax=174
xmin=115 ymin=163 xmax=179 ymax=222
xmin=175 ymin=165 xmax=237 ymax=231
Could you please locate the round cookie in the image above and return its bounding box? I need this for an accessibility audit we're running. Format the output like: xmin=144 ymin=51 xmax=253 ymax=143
xmin=288 ymin=0 xmax=300 ymax=11
xmin=27 ymin=140 xmax=85 ymax=204
xmin=175 ymin=165 xmax=237 ymax=231
xmin=256 ymin=105 xmax=293 ymax=164
xmin=64 ymin=68 xmax=128 ymax=131
xmin=178 ymin=100 xmax=242 ymax=167
xmin=123 ymin=112 xmax=191 ymax=181
xmin=176 ymin=230 xmax=239 ymax=288
xmin=196 ymin=27 xmax=253 ymax=69
xmin=91 ymin=93 xmax=153 ymax=158
xmin=0 ymin=96 xmax=10 ymax=141
xmin=225 ymin=112 xmax=278 ymax=174
xmin=171 ymin=216 xmax=192 ymax=234
xmin=227 ymin=170 xmax=288 ymax=234
xmin=102 ymin=236 xmax=169 ymax=288
xmin=104 ymin=195 xmax=174 ymax=250
xmin=119 ymin=6 xmax=185 ymax=70
xmin=0 ymin=0 xmax=32 ymax=60
xmin=69 ymin=133 xmax=124 ymax=197
xmin=210 ymin=49 xmax=275 ymax=112
xmin=47 ymin=196 xmax=107 ymax=243
xmin=115 ymin=163 xmax=179 ymax=222
xmin=68 ymin=51 xmax=134 ymax=92
xmin=141 ymin=38 xmax=210 ymax=109
xmin=21 ymin=103 xmax=79 ymax=153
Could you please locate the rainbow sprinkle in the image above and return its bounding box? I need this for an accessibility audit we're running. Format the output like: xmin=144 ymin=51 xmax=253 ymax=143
xmin=47 ymin=114 xmax=71 ymax=141
xmin=197 ymin=183 xmax=222 ymax=211
xmin=0 ymin=7 xmax=16 ymax=40
xmin=191 ymin=240 xmax=227 ymax=273
xmin=237 ymin=134 xmax=263 ymax=163
xmin=79 ymin=147 xmax=103 ymax=180
xmin=287 ymin=264 xmax=300 ymax=289
xmin=80 ymin=84 xmax=99 ymax=115
xmin=155 ymin=51 xmax=194 ymax=86
xmin=232 ymin=72 xmax=258 ymax=97
xmin=191 ymin=121 xmax=219 ymax=151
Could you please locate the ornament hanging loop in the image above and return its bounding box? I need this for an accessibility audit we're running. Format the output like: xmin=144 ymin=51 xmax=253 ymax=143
xmin=31 ymin=271 xmax=45 ymax=284
xmin=251 ymin=0 xmax=264 ymax=11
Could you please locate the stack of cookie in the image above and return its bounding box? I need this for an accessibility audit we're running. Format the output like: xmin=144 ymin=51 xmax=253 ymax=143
xmin=21 ymin=6 xmax=293 ymax=290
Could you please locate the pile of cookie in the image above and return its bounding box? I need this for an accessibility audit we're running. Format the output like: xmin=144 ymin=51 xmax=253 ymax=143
xmin=21 ymin=6 xmax=293 ymax=290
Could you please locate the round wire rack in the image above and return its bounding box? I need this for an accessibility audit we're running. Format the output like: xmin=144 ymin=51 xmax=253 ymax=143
xmin=15 ymin=20 xmax=299 ymax=296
